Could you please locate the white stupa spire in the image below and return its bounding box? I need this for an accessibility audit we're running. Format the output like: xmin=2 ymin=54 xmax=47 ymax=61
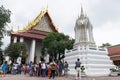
xmin=74 ymin=5 xmax=96 ymax=48
xmin=80 ymin=5 xmax=84 ymax=17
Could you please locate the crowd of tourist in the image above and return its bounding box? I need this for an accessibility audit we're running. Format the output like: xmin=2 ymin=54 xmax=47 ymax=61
xmin=0 ymin=60 xmax=69 ymax=79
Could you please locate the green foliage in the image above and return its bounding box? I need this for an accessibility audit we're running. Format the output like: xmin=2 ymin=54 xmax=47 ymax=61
xmin=0 ymin=5 xmax=11 ymax=37
xmin=0 ymin=39 xmax=3 ymax=47
xmin=0 ymin=48 xmax=3 ymax=65
xmin=110 ymin=68 xmax=118 ymax=72
xmin=81 ymin=65 xmax=85 ymax=73
xmin=41 ymin=32 xmax=74 ymax=60
xmin=5 ymin=42 xmax=27 ymax=60
xmin=100 ymin=43 xmax=112 ymax=48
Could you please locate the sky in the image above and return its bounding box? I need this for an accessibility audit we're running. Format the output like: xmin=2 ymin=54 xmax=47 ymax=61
xmin=1 ymin=0 xmax=120 ymax=49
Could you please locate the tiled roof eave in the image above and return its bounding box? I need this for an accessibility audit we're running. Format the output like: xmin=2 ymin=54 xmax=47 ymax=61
xmin=12 ymin=32 xmax=46 ymax=40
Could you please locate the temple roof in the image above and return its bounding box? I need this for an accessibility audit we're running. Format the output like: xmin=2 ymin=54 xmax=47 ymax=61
xmin=108 ymin=44 xmax=120 ymax=55
xmin=12 ymin=29 xmax=49 ymax=40
xmin=11 ymin=9 xmax=58 ymax=40
xmin=23 ymin=9 xmax=58 ymax=32
xmin=110 ymin=56 xmax=120 ymax=59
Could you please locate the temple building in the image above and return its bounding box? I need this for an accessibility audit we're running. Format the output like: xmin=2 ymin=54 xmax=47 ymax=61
xmin=11 ymin=9 xmax=58 ymax=63
xmin=108 ymin=44 xmax=120 ymax=67
xmin=64 ymin=7 xmax=115 ymax=76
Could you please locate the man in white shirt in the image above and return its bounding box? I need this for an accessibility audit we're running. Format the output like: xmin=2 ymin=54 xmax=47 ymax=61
xmin=13 ymin=62 xmax=18 ymax=74
xmin=41 ymin=61 xmax=46 ymax=77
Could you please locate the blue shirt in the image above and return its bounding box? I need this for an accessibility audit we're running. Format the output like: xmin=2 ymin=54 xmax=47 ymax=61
xmin=2 ymin=63 xmax=7 ymax=72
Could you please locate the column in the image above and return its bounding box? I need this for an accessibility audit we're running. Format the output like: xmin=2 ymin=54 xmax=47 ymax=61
xmin=29 ymin=39 xmax=36 ymax=63
xmin=20 ymin=37 xmax=24 ymax=42
xmin=13 ymin=36 xmax=17 ymax=43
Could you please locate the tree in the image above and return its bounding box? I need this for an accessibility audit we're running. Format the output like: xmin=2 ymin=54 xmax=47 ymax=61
xmin=0 ymin=5 xmax=11 ymax=50
xmin=100 ymin=43 xmax=112 ymax=48
xmin=0 ymin=48 xmax=3 ymax=65
xmin=5 ymin=42 xmax=27 ymax=63
xmin=0 ymin=5 xmax=11 ymax=37
xmin=41 ymin=32 xmax=74 ymax=61
xmin=0 ymin=40 xmax=3 ymax=47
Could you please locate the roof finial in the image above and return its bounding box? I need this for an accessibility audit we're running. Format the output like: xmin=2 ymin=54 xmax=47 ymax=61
xmin=46 ymin=4 xmax=48 ymax=12
xmin=80 ymin=4 xmax=84 ymax=17
xmin=47 ymin=4 xmax=48 ymax=10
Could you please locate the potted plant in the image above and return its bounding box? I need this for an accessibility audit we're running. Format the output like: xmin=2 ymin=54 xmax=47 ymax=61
xmin=110 ymin=68 xmax=119 ymax=76
xmin=81 ymin=65 xmax=86 ymax=76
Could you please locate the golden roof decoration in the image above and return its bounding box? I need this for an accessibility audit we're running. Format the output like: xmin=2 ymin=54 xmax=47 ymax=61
xmin=23 ymin=9 xmax=46 ymax=30
xmin=23 ymin=8 xmax=58 ymax=32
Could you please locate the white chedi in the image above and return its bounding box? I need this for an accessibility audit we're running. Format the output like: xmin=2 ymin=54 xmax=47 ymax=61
xmin=64 ymin=7 xmax=115 ymax=76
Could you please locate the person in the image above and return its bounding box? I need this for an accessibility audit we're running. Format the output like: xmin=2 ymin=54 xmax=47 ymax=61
xmin=7 ymin=64 xmax=12 ymax=74
xmin=0 ymin=65 xmax=2 ymax=77
xmin=75 ymin=58 xmax=81 ymax=80
xmin=18 ymin=63 xmax=22 ymax=74
xmin=1 ymin=61 xmax=7 ymax=77
xmin=13 ymin=62 xmax=18 ymax=74
xmin=41 ymin=60 xmax=47 ymax=77
xmin=24 ymin=64 xmax=28 ymax=75
xmin=58 ymin=61 xmax=63 ymax=76
xmin=49 ymin=61 xmax=57 ymax=79
xmin=46 ymin=63 xmax=51 ymax=77
xmin=29 ymin=63 xmax=34 ymax=76
xmin=28 ymin=61 xmax=32 ymax=72
xmin=38 ymin=61 xmax=41 ymax=77
xmin=64 ymin=61 xmax=69 ymax=77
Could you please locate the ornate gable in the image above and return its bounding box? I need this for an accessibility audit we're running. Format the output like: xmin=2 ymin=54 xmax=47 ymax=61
xmin=23 ymin=9 xmax=58 ymax=32
xmin=33 ymin=13 xmax=53 ymax=32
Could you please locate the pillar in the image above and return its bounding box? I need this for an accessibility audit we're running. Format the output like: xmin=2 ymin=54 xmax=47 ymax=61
xmin=20 ymin=37 xmax=24 ymax=42
xmin=13 ymin=36 xmax=17 ymax=43
xmin=29 ymin=39 xmax=36 ymax=63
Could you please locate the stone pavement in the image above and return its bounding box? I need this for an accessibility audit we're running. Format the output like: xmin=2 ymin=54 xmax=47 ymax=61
xmin=0 ymin=74 xmax=120 ymax=80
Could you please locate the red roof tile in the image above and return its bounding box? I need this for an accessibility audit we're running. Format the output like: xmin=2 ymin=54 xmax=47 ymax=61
xmin=108 ymin=45 xmax=120 ymax=55
xmin=12 ymin=29 xmax=49 ymax=40
xmin=110 ymin=56 xmax=120 ymax=58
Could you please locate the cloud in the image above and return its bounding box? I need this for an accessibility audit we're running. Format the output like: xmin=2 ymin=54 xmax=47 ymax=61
xmin=1 ymin=0 xmax=120 ymax=49
xmin=94 ymin=20 xmax=120 ymax=46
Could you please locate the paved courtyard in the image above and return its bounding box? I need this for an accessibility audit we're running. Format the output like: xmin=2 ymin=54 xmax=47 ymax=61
xmin=0 ymin=74 xmax=120 ymax=80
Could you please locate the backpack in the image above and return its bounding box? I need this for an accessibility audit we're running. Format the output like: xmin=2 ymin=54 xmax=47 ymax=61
xmin=51 ymin=64 xmax=56 ymax=70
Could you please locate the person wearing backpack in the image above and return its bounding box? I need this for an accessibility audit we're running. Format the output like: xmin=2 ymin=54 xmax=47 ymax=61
xmin=49 ymin=61 xmax=57 ymax=79
xmin=75 ymin=58 xmax=81 ymax=80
